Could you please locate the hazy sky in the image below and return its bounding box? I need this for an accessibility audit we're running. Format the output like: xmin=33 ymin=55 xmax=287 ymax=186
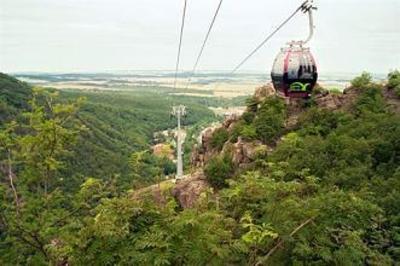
xmin=1 ymin=0 xmax=399 ymax=74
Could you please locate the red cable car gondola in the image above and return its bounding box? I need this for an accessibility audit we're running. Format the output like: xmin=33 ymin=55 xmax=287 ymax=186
xmin=271 ymin=43 xmax=318 ymax=98
xmin=271 ymin=1 xmax=318 ymax=98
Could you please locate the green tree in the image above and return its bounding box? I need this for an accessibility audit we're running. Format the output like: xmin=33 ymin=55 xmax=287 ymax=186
xmin=1 ymin=71 xmax=400 ymax=265
xmin=0 ymin=89 xmax=85 ymax=265
xmin=254 ymin=97 xmax=286 ymax=144
xmin=351 ymin=71 xmax=373 ymax=88
xmin=205 ymin=154 xmax=234 ymax=189
xmin=388 ymin=69 xmax=400 ymax=97
xmin=240 ymin=124 xmax=257 ymax=140
xmin=210 ymin=127 xmax=229 ymax=151
xmin=129 ymin=150 xmax=164 ymax=188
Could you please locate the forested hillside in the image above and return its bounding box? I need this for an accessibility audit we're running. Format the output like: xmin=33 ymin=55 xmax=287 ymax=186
xmin=1 ymin=71 xmax=400 ymax=265
xmin=0 ymin=73 xmax=219 ymax=190
xmin=0 ymin=73 xmax=32 ymax=123
xmin=59 ymin=90 xmax=217 ymax=188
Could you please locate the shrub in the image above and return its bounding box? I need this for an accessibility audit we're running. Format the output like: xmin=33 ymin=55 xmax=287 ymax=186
xmin=354 ymin=85 xmax=386 ymax=115
xmin=311 ymin=84 xmax=325 ymax=96
xmin=329 ymin=88 xmax=342 ymax=95
xmin=298 ymin=108 xmax=348 ymax=137
xmin=395 ymin=85 xmax=400 ymax=97
xmin=254 ymin=97 xmax=286 ymax=144
xmin=387 ymin=70 xmax=400 ymax=89
xmin=388 ymin=70 xmax=400 ymax=97
xmin=229 ymin=120 xmax=244 ymax=143
xmin=210 ymin=127 xmax=229 ymax=150
xmin=204 ymin=154 xmax=234 ymax=189
xmin=240 ymin=125 xmax=257 ymax=140
xmin=245 ymin=96 xmax=259 ymax=112
xmin=242 ymin=111 xmax=255 ymax=124
xmin=351 ymin=72 xmax=372 ymax=88
xmin=158 ymin=156 xmax=176 ymax=176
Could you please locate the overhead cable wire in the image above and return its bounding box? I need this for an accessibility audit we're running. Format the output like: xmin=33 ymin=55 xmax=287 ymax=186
xmin=192 ymin=0 xmax=224 ymax=74
xmin=185 ymin=0 xmax=224 ymax=89
xmin=230 ymin=0 xmax=308 ymax=74
xmin=173 ymin=0 xmax=188 ymax=89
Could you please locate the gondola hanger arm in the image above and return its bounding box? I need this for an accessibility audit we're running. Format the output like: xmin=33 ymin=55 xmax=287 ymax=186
xmin=289 ymin=0 xmax=317 ymax=47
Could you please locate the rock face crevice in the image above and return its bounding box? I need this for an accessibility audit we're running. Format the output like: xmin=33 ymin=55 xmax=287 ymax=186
xmin=190 ymin=126 xmax=219 ymax=168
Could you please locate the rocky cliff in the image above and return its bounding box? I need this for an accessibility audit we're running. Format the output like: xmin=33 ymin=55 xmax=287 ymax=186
xmin=171 ymin=82 xmax=398 ymax=208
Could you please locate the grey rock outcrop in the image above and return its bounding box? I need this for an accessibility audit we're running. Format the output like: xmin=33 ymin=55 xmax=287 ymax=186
xmin=254 ymin=84 xmax=276 ymax=102
xmin=172 ymin=171 xmax=208 ymax=208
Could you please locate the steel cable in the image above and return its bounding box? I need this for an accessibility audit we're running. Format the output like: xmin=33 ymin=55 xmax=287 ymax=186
xmin=185 ymin=0 xmax=224 ymax=89
xmin=173 ymin=0 xmax=188 ymax=89
xmin=230 ymin=1 xmax=307 ymax=74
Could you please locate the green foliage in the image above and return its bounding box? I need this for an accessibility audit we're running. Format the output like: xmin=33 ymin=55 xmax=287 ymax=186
xmin=129 ymin=150 xmax=175 ymax=188
xmin=204 ymin=154 xmax=234 ymax=189
xmin=354 ymin=84 xmax=387 ymax=115
xmin=220 ymin=170 xmax=394 ymax=265
xmin=297 ymin=107 xmax=350 ymax=137
xmin=388 ymin=70 xmax=400 ymax=88
xmin=229 ymin=120 xmax=245 ymax=143
xmin=311 ymin=84 xmax=325 ymax=96
xmin=210 ymin=127 xmax=229 ymax=150
xmin=61 ymin=196 xmax=234 ymax=265
xmin=394 ymin=85 xmax=400 ymax=97
xmin=183 ymin=119 xmax=215 ymax=168
xmin=388 ymin=70 xmax=400 ymax=97
xmin=158 ymin=156 xmax=176 ymax=176
xmin=240 ymin=124 xmax=257 ymax=140
xmin=225 ymin=106 xmax=260 ymax=144
xmin=254 ymin=97 xmax=286 ymax=143
xmin=0 ymin=73 xmax=32 ymax=124
xmin=0 ymin=90 xmax=89 ymax=265
xmin=1 ymin=72 xmax=400 ymax=265
xmin=60 ymin=89 xmax=216 ymax=188
xmin=240 ymin=211 xmax=278 ymax=246
xmin=351 ymin=71 xmax=373 ymax=88
xmin=245 ymin=96 xmax=259 ymax=112
xmin=242 ymin=111 xmax=255 ymax=124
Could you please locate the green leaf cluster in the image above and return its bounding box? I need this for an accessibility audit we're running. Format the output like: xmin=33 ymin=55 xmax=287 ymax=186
xmin=1 ymin=72 xmax=400 ymax=265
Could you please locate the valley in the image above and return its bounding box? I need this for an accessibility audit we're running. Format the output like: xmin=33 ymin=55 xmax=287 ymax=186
xmin=1 ymin=0 xmax=399 ymax=264
xmin=1 ymin=71 xmax=400 ymax=264
xmin=14 ymin=71 xmax=373 ymax=98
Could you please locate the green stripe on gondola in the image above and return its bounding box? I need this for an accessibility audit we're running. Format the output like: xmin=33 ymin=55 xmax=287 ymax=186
xmin=289 ymin=82 xmax=310 ymax=92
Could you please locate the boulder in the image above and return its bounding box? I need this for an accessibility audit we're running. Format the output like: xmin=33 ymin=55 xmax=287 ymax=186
xmin=223 ymin=113 xmax=241 ymax=129
xmin=201 ymin=127 xmax=217 ymax=148
xmin=172 ymin=171 xmax=209 ymax=208
xmin=190 ymin=126 xmax=219 ymax=167
xmin=254 ymin=84 xmax=276 ymax=102
xmin=226 ymin=137 xmax=265 ymax=167
xmin=314 ymin=92 xmax=344 ymax=110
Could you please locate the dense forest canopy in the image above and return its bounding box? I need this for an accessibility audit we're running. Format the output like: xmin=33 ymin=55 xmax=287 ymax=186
xmin=59 ymin=89 xmax=218 ymax=188
xmin=0 ymin=73 xmax=225 ymax=190
xmin=0 ymin=71 xmax=400 ymax=265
